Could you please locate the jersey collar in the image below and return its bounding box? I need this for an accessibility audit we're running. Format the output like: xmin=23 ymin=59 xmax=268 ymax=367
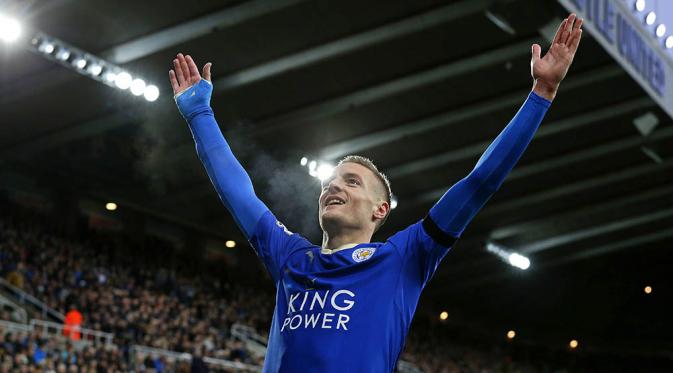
xmin=320 ymin=242 xmax=381 ymax=255
xmin=320 ymin=243 xmax=358 ymax=255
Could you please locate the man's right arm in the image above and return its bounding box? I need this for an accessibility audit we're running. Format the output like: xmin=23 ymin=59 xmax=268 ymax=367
xmin=170 ymin=54 xmax=310 ymax=284
xmin=170 ymin=54 xmax=267 ymax=239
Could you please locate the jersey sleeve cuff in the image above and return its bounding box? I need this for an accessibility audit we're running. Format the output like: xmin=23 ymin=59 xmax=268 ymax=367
xmin=528 ymin=91 xmax=552 ymax=108
xmin=422 ymin=215 xmax=458 ymax=247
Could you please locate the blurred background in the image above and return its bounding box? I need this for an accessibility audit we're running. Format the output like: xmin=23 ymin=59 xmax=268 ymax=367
xmin=1 ymin=0 xmax=672 ymax=371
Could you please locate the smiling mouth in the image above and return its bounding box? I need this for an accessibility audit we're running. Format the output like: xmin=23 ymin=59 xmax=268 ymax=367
xmin=324 ymin=197 xmax=346 ymax=208
xmin=324 ymin=202 xmax=346 ymax=212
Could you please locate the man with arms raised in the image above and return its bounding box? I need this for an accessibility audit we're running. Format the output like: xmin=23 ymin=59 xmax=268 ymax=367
xmin=169 ymin=14 xmax=582 ymax=373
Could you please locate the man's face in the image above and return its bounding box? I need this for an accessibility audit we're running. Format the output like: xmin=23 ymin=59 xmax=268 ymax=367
xmin=318 ymin=162 xmax=386 ymax=233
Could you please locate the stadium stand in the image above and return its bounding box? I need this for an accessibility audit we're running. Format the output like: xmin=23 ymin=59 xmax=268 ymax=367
xmin=2 ymin=202 xmax=672 ymax=372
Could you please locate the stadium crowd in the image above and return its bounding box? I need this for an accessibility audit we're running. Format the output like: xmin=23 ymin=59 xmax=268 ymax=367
xmin=0 ymin=329 xmax=128 ymax=372
xmin=0 ymin=204 xmax=270 ymax=371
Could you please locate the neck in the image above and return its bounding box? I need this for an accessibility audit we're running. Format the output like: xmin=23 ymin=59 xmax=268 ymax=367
xmin=321 ymin=227 xmax=373 ymax=251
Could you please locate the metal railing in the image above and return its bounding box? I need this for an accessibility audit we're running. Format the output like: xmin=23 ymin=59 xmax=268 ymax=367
xmin=0 ymin=319 xmax=32 ymax=333
xmin=397 ymin=360 xmax=424 ymax=373
xmin=1 ymin=318 xmax=113 ymax=347
xmin=0 ymin=293 xmax=28 ymax=323
xmin=131 ymin=344 xmax=188 ymax=362
xmin=202 ymin=355 xmax=261 ymax=372
xmin=30 ymin=319 xmax=114 ymax=345
xmin=131 ymin=345 xmax=261 ymax=372
xmin=0 ymin=278 xmax=64 ymax=321
xmin=231 ymin=323 xmax=268 ymax=357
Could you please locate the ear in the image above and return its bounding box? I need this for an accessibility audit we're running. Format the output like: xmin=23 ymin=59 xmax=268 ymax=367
xmin=372 ymin=200 xmax=390 ymax=221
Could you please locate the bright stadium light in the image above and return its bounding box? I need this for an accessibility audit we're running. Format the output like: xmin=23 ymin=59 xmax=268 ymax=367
xmin=307 ymin=160 xmax=318 ymax=177
xmin=39 ymin=40 xmax=55 ymax=54
xmin=508 ymin=253 xmax=530 ymax=270
xmin=666 ymin=36 xmax=673 ymax=49
xmin=316 ymin=163 xmax=334 ymax=182
xmin=88 ymin=64 xmax=103 ymax=76
xmin=569 ymin=339 xmax=579 ymax=349
xmin=144 ymin=85 xmax=159 ymax=102
xmin=27 ymin=31 xmax=161 ymax=102
xmin=507 ymin=330 xmax=516 ymax=339
xmin=655 ymin=24 xmax=666 ymax=37
xmin=302 ymin=158 xmax=334 ymax=180
xmin=486 ymin=242 xmax=531 ymax=270
xmin=105 ymin=202 xmax=117 ymax=211
xmin=439 ymin=311 xmax=448 ymax=321
xmin=635 ymin=0 xmax=645 ymax=12
xmin=103 ymin=71 xmax=117 ymax=83
xmin=0 ymin=14 xmax=21 ymax=43
xmin=73 ymin=57 xmax=87 ymax=69
xmin=645 ymin=11 xmax=656 ymax=25
xmin=114 ymin=72 xmax=132 ymax=90
xmin=225 ymin=240 xmax=236 ymax=248
xmin=55 ymin=48 xmax=71 ymax=61
xmin=130 ymin=78 xmax=146 ymax=96
xmin=644 ymin=285 xmax=652 ymax=294
xmin=390 ymin=195 xmax=398 ymax=210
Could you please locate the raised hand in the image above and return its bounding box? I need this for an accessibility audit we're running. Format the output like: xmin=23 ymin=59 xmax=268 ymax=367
xmin=531 ymin=14 xmax=583 ymax=101
xmin=169 ymin=53 xmax=212 ymax=97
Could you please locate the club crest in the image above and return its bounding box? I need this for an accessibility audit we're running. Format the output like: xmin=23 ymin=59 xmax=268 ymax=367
xmin=352 ymin=247 xmax=376 ymax=263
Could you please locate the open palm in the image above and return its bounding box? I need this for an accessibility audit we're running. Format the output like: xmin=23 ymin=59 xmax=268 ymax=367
xmin=169 ymin=53 xmax=212 ymax=97
xmin=531 ymin=14 xmax=583 ymax=90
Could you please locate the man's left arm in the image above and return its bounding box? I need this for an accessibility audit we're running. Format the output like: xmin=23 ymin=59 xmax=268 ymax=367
xmin=425 ymin=14 xmax=583 ymax=245
xmin=390 ymin=15 xmax=582 ymax=285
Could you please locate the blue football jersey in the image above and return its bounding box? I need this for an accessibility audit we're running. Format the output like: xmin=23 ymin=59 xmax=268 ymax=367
xmin=250 ymin=210 xmax=454 ymax=373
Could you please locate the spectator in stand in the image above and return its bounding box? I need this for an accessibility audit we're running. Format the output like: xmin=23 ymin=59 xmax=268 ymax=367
xmin=190 ymin=346 xmax=209 ymax=373
xmin=6 ymin=262 xmax=24 ymax=289
xmin=63 ymin=305 xmax=82 ymax=341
